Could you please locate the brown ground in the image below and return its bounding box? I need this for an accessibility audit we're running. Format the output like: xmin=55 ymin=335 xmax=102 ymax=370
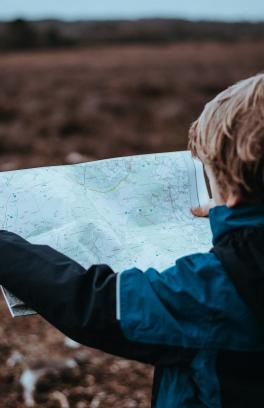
xmin=0 ymin=41 xmax=263 ymax=407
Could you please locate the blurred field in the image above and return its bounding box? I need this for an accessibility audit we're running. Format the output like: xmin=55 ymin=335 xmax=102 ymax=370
xmin=0 ymin=41 xmax=263 ymax=170
xmin=0 ymin=40 xmax=263 ymax=407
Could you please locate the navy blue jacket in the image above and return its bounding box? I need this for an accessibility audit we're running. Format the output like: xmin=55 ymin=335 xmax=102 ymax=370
xmin=1 ymin=204 xmax=264 ymax=407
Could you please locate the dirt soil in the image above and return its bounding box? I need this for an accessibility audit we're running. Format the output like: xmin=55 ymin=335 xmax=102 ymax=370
xmin=0 ymin=41 xmax=263 ymax=407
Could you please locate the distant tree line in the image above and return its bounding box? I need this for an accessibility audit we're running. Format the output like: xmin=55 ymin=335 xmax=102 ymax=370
xmin=0 ymin=18 xmax=264 ymax=51
xmin=0 ymin=19 xmax=75 ymax=50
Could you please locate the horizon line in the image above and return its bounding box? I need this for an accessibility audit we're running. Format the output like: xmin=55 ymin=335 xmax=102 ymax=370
xmin=0 ymin=14 xmax=264 ymax=24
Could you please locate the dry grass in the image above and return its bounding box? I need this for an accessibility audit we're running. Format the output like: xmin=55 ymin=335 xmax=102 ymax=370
xmin=0 ymin=42 xmax=263 ymax=170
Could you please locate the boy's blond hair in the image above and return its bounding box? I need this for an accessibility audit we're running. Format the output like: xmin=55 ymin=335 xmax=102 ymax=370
xmin=188 ymin=73 xmax=264 ymax=203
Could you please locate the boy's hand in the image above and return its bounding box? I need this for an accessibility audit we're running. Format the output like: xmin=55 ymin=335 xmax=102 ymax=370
xmin=191 ymin=199 xmax=215 ymax=217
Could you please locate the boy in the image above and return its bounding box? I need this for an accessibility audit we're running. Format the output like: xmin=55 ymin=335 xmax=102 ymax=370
xmin=0 ymin=73 xmax=264 ymax=407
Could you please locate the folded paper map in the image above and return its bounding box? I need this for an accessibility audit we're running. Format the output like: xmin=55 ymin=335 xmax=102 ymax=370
xmin=0 ymin=151 xmax=211 ymax=317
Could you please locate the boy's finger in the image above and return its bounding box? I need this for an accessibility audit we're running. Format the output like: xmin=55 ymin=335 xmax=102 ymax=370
xmin=191 ymin=206 xmax=209 ymax=217
xmin=191 ymin=199 xmax=216 ymax=218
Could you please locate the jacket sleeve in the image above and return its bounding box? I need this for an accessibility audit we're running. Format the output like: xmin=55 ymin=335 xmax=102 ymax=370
xmin=0 ymin=230 xmax=195 ymax=367
xmin=118 ymin=252 xmax=264 ymax=351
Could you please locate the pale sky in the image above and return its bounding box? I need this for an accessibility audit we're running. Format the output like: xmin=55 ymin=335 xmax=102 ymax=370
xmin=0 ymin=0 xmax=264 ymax=21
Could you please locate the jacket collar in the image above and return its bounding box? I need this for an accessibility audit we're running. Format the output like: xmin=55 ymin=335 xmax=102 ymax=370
xmin=209 ymin=204 xmax=264 ymax=245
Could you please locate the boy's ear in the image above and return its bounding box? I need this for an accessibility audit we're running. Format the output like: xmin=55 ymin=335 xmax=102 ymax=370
xmin=226 ymin=194 xmax=241 ymax=208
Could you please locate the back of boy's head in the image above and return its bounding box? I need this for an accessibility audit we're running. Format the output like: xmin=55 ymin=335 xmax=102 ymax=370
xmin=188 ymin=73 xmax=264 ymax=204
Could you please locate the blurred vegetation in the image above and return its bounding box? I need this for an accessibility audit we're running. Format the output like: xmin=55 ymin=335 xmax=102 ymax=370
xmin=0 ymin=18 xmax=264 ymax=51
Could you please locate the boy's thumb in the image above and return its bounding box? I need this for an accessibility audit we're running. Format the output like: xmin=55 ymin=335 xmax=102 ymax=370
xmin=191 ymin=206 xmax=209 ymax=217
xmin=191 ymin=199 xmax=216 ymax=217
